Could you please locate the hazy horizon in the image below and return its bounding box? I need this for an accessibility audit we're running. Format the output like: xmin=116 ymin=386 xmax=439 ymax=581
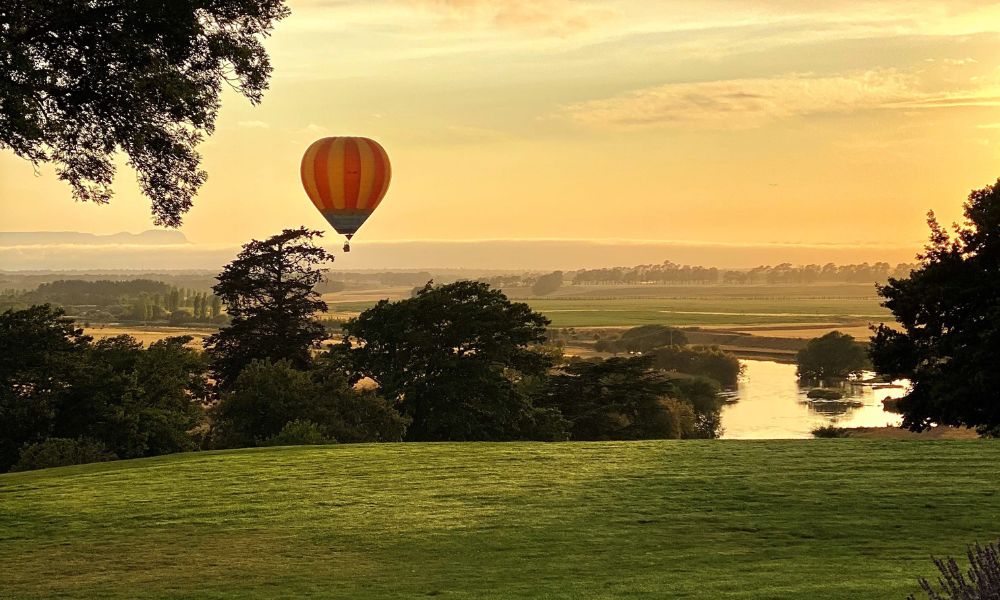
xmin=2 ymin=0 xmax=998 ymax=255
xmin=0 ymin=229 xmax=925 ymax=271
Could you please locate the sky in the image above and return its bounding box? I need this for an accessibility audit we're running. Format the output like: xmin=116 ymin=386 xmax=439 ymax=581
xmin=2 ymin=0 xmax=1000 ymax=265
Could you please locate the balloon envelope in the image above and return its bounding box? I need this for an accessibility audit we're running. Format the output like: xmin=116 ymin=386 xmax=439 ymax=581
xmin=300 ymin=136 xmax=391 ymax=239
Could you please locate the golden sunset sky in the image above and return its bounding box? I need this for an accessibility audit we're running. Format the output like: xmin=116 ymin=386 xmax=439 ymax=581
xmin=2 ymin=0 xmax=999 ymax=252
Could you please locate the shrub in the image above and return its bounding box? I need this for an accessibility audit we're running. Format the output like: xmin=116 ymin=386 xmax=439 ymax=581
xmin=811 ymin=425 xmax=851 ymax=438
xmin=12 ymin=437 xmax=117 ymax=472
xmin=908 ymin=539 xmax=1000 ymax=600
xmin=261 ymin=420 xmax=333 ymax=446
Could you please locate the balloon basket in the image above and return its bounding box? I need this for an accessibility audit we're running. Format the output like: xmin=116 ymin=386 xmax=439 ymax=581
xmin=343 ymin=242 xmax=351 ymax=253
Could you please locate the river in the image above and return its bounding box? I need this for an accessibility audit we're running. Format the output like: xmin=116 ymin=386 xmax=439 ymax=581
xmin=719 ymin=359 xmax=908 ymax=439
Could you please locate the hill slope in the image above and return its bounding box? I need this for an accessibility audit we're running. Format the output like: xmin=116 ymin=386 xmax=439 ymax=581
xmin=2 ymin=441 xmax=998 ymax=599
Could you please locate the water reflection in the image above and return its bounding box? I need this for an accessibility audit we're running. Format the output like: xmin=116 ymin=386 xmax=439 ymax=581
xmin=720 ymin=359 xmax=908 ymax=439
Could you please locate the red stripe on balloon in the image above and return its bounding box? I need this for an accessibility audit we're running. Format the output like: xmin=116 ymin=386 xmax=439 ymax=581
xmin=343 ymin=138 xmax=361 ymax=210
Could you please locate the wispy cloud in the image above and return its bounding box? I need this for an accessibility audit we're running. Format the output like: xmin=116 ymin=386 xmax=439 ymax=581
xmin=407 ymin=0 xmax=614 ymax=35
xmin=236 ymin=120 xmax=271 ymax=129
xmin=561 ymin=69 xmax=1000 ymax=130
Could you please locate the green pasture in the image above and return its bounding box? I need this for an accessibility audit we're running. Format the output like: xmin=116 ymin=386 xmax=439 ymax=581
xmin=330 ymin=293 xmax=891 ymax=328
xmin=2 ymin=441 xmax=997 ymax=599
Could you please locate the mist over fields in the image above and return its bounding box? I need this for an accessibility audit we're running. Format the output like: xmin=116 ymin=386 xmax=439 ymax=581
xmin=0 ymin=230 xmax=922 ymax=271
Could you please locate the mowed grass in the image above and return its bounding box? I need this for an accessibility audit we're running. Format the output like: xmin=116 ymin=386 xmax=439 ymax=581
xmin=2 ymin=441 xmax=998 ymax=599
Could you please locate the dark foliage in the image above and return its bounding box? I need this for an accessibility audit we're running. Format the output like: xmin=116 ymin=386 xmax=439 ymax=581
xmin=650 ymin=345 xmax=742 ymax=387
xmin=205 ymin=227 xmax=333 ymax=388
xmin=908 ymin=539 xmax=1000 ymax=600
xmin=341 ymin=280 xmax=554 ymax=441
xmin=871 ymin=180 xmax=1000 ymax=435
xmin=536 ymin=355 xmax=718 ymax=440
xmin=260 ymin=420 xmax=333 ymax=447
xmin=11 ymin=437 xmax=116 ymax=471
xmin=0 ymin=304 xmax=91 ymax=470
xmin=811 ymin=425 xmax=851 ymax=438
xmin=211 ymin=359 xmax=407 ymax=447
xmin=797 ymin=331 xmax=870 ymax=379
xmin=0 ymin=0 xmax=289 ymax=225
xmin=22 ymin=279 xmax=171 ymax=305
xmin=0 ymin=305 xmax=209 ymax=471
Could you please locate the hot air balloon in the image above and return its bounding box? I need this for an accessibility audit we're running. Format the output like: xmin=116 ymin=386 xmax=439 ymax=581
xmin=300 ymin=136 xmax=391 ymax=252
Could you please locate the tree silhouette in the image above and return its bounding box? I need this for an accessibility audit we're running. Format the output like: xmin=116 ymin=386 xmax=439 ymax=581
xmin=205 ymin=227 xmax=333 ymax=388
xmin=871 ymin=179 xmax=1000 ymax=435
xmin=0 ymin=1 xmax=289 ymax=226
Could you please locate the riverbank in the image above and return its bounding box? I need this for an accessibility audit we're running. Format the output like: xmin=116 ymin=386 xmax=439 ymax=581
xmin=819 ymin=426 xmax=981 ymax=440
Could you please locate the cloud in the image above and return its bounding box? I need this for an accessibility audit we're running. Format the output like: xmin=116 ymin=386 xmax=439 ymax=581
xmin=409 ymin=0 xmax=613 ymax=35
xmin=237 ymin=120 xmax=271 ymax=129
xmin=560 ymin=70 xmax=1000 ymax=130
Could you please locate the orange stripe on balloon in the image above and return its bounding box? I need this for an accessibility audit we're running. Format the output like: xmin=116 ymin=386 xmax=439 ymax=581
xmin=355 ymin=138 xmax=376 ymax=210
xmin=312 ymin=138 xmax=334 ymax=209
xmin=343 ymin=138 xmax=362 ymax=210
xmin=364 ymin=138 xmax=387 ymax=210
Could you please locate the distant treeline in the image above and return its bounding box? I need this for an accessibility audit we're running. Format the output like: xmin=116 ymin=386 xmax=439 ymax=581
xmin=482 ymin=261 xmax=919 ymax=289
xmin=571 ymin=261 xmax=916 ymax=285
xmin=0 ymin=279 xmax=223 ymax=325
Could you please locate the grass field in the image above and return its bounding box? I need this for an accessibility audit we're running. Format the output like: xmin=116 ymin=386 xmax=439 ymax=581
xmin=325 ymin=284 xmax=891 ymax=329
xmin=2 ymin=441 xmax=998 ymax=599
xmin=330 ymin=296 xmax=889 ymax=328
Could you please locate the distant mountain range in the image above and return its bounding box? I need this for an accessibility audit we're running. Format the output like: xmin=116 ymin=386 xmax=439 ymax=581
xmin=0 ymin=230 xmax=188 ymax=246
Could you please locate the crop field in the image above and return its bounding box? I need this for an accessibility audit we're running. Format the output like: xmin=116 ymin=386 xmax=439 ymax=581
xmin=2 ymin=441 xmax=998 ymax=599
xmin=329 ymin=285 xmax=891 ymax=329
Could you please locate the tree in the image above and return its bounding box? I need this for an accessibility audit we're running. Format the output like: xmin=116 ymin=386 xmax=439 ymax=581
xmin=204 ymin=228 xmax=334 ymax=388
xmin=0 ymin=1 xmax=290 ymax=226
xmin=650 ymin=345 xmax=742 ymax=387
xmin=211 ymin=359 xmax=406 ymax=448
xmin=52 ymin=334 xmax=208 ymax=460
xmin=0 ymin=305 xmax=91 ymax=470
xmin=871 ymin=180 xmax=1000 ymax=435
xmin=796 ymin=331 xmax=869 ymax=380
xmin=536 ymin=355 xmax=700 ymax=440
xmin=340 ymin=281 xmax=554 ymax=441
xmin=209 ymin=295 xmax=223 ymax=318
xmin=531 ymin=271 xmax=563 ymax=296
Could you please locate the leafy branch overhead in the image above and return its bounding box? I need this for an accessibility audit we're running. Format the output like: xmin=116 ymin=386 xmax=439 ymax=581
xmin=0 ymin=0 xmax=289 ymax=226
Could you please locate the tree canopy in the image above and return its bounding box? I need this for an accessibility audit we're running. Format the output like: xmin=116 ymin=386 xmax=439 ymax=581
xmin=205 ymin=227 xmax=333 ymax=388
xmin=0 ymin=305 xmax=208 ymax=472
xmin=340 ymin=280 xmax=554 ymax=441
xmin=796 ymin=331 xmax=870 ymax=380
xmin=0 ymin=0 xmax=289 ymax=226
xmin=871 ymin=179 xmax=1000 ymax=435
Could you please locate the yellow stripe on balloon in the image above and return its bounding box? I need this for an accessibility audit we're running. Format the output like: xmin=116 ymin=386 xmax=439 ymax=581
xmin=326 ymin=137 xmax=347 ymax=210
xmin=355 ymin=137 xmax=376 ymax=210
xmin=301 ymin=140 xmax=325 ymax=210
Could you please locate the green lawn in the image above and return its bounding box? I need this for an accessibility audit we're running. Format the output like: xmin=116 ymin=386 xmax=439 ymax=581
xmin=3 ymin=441 xmax=997 ymax=599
